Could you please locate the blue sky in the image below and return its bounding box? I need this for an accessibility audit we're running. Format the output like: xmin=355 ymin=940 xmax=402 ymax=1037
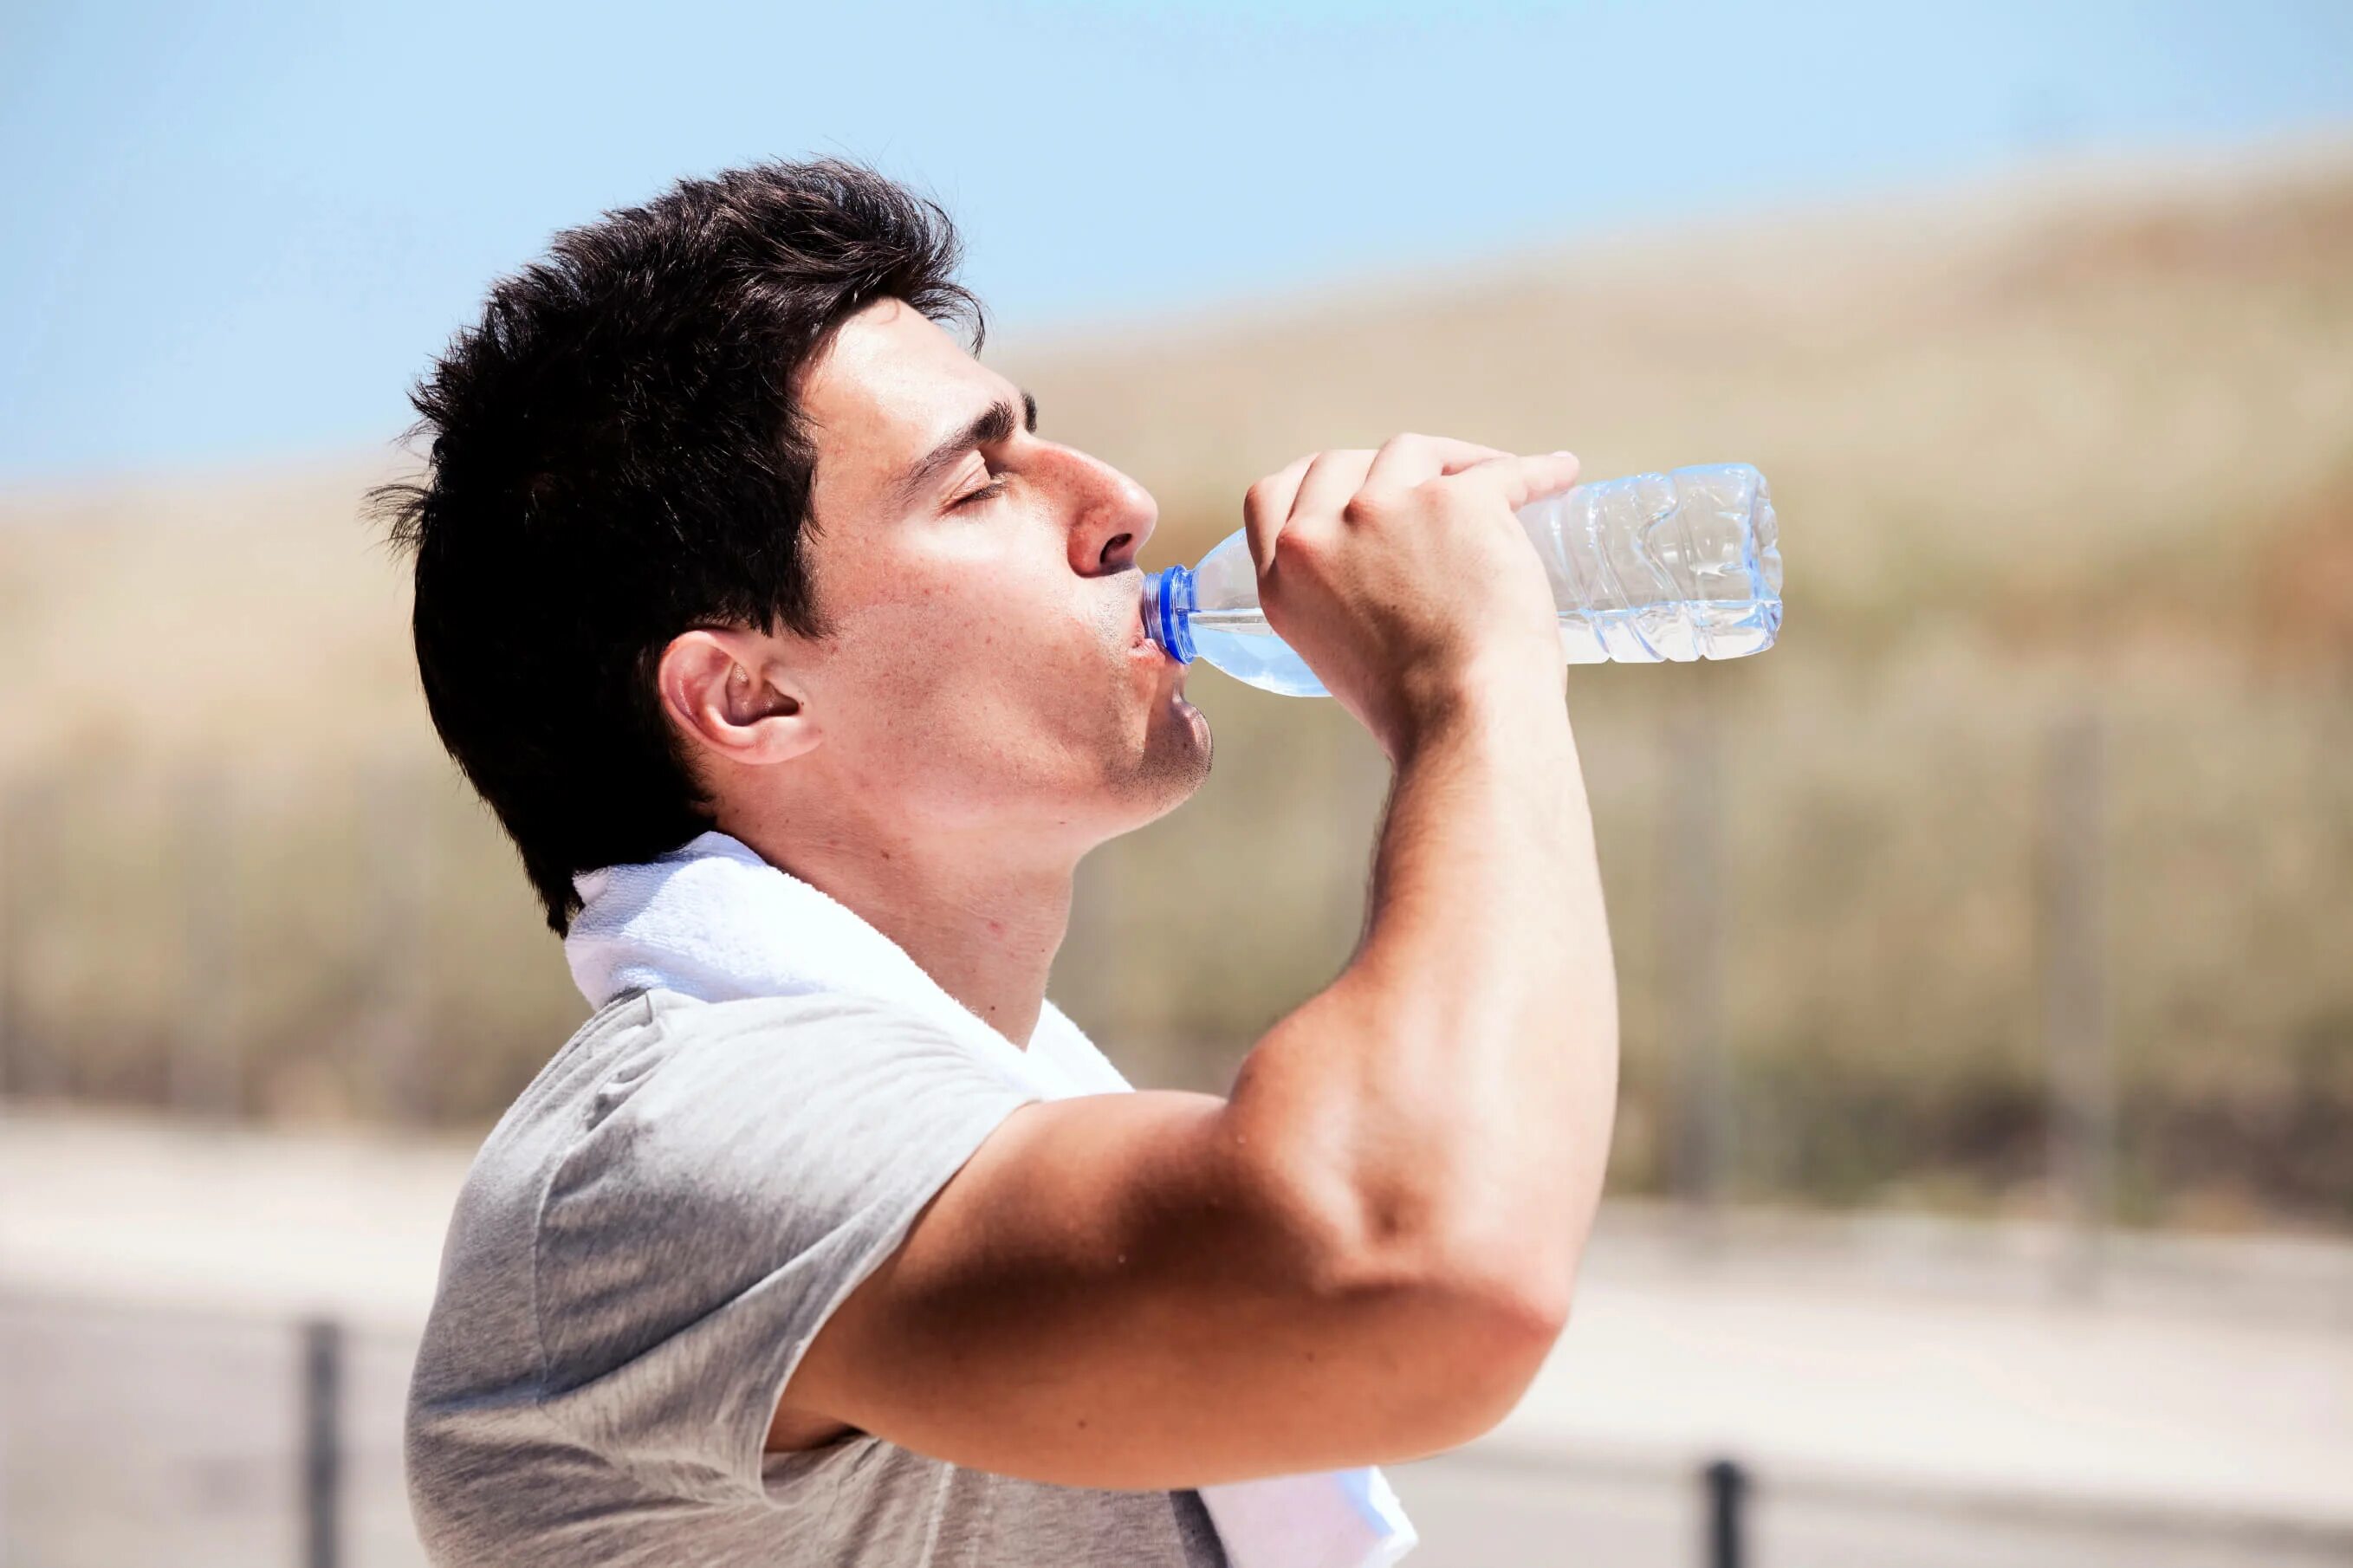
xmin=3 ymin=0 xmax=2350 ymax=485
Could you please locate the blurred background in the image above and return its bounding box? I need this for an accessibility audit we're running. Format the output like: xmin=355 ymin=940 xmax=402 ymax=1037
xmin=3 ymin=1 xmax=2350 ymax=1565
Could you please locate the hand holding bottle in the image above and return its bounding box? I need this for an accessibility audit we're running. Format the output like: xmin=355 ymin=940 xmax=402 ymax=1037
xmin=1144 ymin=457 xmax=1783 ymax=702
xmin=1233 ymin=435 xmax=1585 ymax=756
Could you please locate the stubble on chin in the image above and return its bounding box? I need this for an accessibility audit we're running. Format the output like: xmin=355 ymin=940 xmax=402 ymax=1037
xmin=1123 ymin=688 xmax=1213 ymax=814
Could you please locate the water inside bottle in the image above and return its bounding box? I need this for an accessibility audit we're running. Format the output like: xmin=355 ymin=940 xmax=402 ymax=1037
xmin=1189 ymin=597 xmax=1782 ymax=696
xmin=1186 ymin=611 xmax=1332 ymax=697
xmin=1569 ymin=597 xmax=1783 ymax=663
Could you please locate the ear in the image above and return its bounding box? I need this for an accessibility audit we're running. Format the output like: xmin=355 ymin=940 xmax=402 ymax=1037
xmin=656 ymin=628 xmax=821 ymax=768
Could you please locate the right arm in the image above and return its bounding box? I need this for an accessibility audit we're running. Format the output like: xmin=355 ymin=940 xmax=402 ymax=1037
xmin=778 ymin=437 xmax=1618 ymax=1488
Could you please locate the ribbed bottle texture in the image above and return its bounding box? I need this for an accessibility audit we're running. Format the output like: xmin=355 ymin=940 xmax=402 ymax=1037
xmin=1142 ymin=463 xmax=1783 ymax=698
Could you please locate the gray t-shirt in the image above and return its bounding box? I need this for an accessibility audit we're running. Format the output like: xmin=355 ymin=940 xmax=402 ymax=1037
xmin=406 ymin=987 xmax=1229 ymax=1567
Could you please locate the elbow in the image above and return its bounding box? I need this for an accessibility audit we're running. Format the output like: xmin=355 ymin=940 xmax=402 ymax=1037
xmin=1306 ymin=1154 xmax=1580 ymax=1351
xmin=1269 ymin=1171 xmax=1581 ymax=1453
xmin=1213 ymin=1079 xmax=1585 ymax=1455
xmin=1352 ymin=1245 xmax=1575 ymax=1455
xmin=1359 ymin=1229 xmax=1577 ymax=1451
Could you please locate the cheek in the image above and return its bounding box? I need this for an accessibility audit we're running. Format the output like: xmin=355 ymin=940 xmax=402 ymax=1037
xmin=897 ymin=560 xmax=1105 ymax=687
xmin=860 ymin=580 xmax=1051 ymax=702
xmin=828 ymin=579 xmax=1113 ymax=779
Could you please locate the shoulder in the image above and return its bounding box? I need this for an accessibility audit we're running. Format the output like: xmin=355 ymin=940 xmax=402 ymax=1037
xmin=423 ymin=988 xmax=1030 ymax=1342
xmin=636 ymin=986 xmax=990 ymax=1059
xmin=470 ymin=988 xmax=1021 ymax=1175
xmin=587 ymin=988 xmax=1038 ymax=1145
xmin=535 ymin=988 xmax=1043 ymax=1269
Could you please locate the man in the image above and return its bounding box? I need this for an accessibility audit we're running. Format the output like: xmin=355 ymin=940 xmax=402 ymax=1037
xmin=382 ymin=159 xmax=1617 ymax=1566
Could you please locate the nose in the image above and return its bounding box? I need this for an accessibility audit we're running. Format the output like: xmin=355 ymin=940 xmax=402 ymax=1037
xmin=1064 ymin=449 xmax=1157 ymax=576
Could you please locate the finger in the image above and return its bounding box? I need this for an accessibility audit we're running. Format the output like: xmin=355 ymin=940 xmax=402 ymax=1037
xmin=1450 ymin=450 xmax=1583 ymax=512
xmin=1287 ymin=448 xmax=1379 ymax=527
xmin=1242 ymin=453 xmax=1317 ymax=574
xmin=1363 ymin=432 xmax=1514 ymax=491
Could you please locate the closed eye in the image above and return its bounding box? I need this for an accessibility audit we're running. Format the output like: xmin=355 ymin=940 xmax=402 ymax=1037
xmin=952 ymin=472 xmax=1012 ymax=509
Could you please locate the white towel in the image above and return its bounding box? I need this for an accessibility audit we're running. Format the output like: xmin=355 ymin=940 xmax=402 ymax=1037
xmin=567 ymin=829 xmax=1418 ymax=1568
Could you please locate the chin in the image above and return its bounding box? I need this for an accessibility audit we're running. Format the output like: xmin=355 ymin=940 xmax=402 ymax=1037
xmin=1131 ymin=689 xmax=1213 ymax=813
xmin=1081 ymin=641 xmax=1211 ymax=831
xmin=1075 ymin=686 xmax=1202 ymax=835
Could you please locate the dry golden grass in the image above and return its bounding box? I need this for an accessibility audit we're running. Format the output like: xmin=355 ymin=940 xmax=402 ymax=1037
xmin=3 ymin=147 xmax=2349 ymax=1227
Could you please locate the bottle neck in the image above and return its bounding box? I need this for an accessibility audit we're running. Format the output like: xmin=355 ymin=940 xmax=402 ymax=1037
xmin=1141 ymin=564 xmax=1198 ymax=663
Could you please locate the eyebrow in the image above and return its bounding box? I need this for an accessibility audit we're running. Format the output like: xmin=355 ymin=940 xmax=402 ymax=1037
xmin=894 ymin=389 xmax=1039 ymax=510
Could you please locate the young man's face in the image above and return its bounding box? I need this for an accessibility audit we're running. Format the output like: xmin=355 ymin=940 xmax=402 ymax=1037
xmin=781 ymin=297 xmax=1211 ymax=846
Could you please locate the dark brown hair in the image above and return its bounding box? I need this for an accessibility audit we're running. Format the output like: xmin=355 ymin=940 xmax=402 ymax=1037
xmin=367 ymin=159 xmax=982 ymax=933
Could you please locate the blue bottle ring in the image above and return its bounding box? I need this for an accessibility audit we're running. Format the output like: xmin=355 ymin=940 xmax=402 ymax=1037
xmin=1146 ymin=563 xmax=1198 ymax=664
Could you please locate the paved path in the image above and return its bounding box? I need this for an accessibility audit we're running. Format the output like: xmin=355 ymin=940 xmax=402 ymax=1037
xmin=5 ymin=1105 xmax=2350 ymax=1566
xmin=1497 ymin=1232 xmax=2353 ymax=1529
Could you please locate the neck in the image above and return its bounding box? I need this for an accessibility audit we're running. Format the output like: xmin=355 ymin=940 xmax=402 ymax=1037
xmin=722 ymin=813 xmax=1076 ymax=1050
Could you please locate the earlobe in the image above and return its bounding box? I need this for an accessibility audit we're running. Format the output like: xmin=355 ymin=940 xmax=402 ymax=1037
xmin=658 ymin=628 xmax=820 ymax=768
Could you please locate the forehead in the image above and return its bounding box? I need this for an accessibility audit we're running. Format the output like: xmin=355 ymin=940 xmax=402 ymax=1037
xmin=798 ymin=298 xmax=1008 ymax=499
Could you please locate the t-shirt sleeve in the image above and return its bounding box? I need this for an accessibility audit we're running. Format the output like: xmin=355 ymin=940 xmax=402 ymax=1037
xmin=529 ymin=992 xmax=1041 ymax=1506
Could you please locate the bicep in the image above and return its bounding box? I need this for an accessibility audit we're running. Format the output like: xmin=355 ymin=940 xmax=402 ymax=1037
xmin=774 ymin=1087 xmax=1464 ymax=1489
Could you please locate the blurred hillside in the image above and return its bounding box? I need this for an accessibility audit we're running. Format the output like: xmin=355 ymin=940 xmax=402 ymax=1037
xmin=4 ymin=146 xmax=2348 ymax=766
xmin=1003 ymin=146 xmax=2353 ymax=667
xmin=2 ymin=146 xmax=2347 ymax=1229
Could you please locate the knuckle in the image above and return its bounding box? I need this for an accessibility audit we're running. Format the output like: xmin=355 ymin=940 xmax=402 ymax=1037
xmin=1444 ymin=463 xmax=1499 ymax=496
xmin=1278 ymin=522 xmax=1332 ymax=566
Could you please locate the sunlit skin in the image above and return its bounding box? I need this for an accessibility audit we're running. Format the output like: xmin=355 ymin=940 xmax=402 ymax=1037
xmin=655 ymin=297 xmax=1212 ymax=1054
xmin=656 ymin=300 xmax=1609 ymax=1481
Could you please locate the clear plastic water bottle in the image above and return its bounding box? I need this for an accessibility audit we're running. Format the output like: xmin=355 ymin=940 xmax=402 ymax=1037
xmin=1139 ymin=463 xmax=1782 ymax=697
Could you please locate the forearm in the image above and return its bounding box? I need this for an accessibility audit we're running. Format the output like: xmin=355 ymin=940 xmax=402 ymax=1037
xmin=1225 ymin=670 xmax=1619 ymax=1308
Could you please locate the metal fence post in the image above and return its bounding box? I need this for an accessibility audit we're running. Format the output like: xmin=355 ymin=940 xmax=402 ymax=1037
xmin=300 ymin=1316 xmax=344 ymax=1568
xmin=0 ymin=772 xmax=62 ymax=1101
xmin=359 ymin=761 xmax=432 ymax=1123
xmin=173 ymin=766 xmax=243 ymax=1118
xmin=2036 ymin=703 xmax=2110 ymax=1295
xmin=1662 ymin=698 xmax=1730 ymax=1214
xmin=1704 ymin=1457 xmax=1749 ymax=1568
xmin=0 ymin=772 xmax=19 ymax=1099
